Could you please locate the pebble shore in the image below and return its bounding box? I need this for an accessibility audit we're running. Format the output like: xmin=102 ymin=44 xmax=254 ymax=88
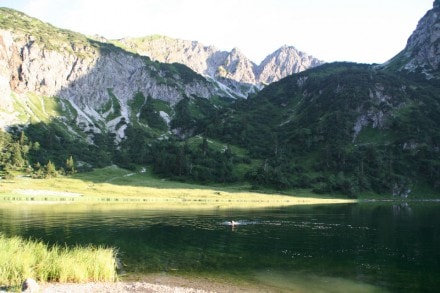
xmin=39 ymin=281 xmax=211 ymax=293
xmin=16 ymin=274 xmax=270 ymax=293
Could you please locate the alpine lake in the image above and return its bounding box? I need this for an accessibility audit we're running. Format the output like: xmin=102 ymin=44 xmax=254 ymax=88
xmin=1 ymin=200 xmax=439 ymax=292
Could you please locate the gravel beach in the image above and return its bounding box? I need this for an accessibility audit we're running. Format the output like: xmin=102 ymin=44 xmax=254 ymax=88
xmin=33 ymin=274 xmax=272 ymax=293
xmin=39 ymin=281 xmax=209 ymax=293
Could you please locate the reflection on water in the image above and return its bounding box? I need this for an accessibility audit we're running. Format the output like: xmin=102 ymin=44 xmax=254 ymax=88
xmin=1 ymin=202 xmax=440 ymax=292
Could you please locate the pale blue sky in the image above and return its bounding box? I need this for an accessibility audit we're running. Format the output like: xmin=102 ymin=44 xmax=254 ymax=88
xmin=1 ymin=0 xmax=434 ymax=64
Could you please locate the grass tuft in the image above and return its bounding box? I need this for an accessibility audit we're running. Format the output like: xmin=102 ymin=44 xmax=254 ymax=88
xmin=0 ymin=235 xmax=117 ymax=287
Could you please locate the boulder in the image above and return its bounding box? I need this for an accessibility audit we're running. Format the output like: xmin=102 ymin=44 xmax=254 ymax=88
xmin=21 ymin=278 xmax=39 ymax=293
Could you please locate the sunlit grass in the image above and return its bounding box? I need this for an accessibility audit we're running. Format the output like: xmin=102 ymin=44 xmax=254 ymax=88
xmin=0 ymin=166 xmax=355 ymax=208
xmin=0 ymin=235 xmax=117 ymax=287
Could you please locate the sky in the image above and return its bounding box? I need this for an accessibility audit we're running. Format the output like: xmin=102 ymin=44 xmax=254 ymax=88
xmin=1 ymin=0 xmax=435 ymax=64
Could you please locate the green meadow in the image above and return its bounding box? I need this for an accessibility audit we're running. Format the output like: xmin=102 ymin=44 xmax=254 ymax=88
xmin=0 ymin=166 xmax=354 ymax=208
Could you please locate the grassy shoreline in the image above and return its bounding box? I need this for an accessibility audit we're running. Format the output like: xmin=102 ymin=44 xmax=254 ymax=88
xmin=0 ymin=166 xmax=356 ymax=208
xmin=0 ymin=235 xmax=117 ymax=288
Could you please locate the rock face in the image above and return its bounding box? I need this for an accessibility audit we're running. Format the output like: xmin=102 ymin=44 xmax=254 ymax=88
xmin=387 ymin=1 xmax=440 ymax=76
xmin=257 ymin=46 xmax=323 ymax=84
xmin=220 ymin=47 xmax=257 ymax=84
xmin=116 ymin=36 xmax=227 ymax=78
xmin=0 ymin=8 xmax=222 ymax=136
xmin=0 ymin=7 xmax=322 ymax=135
xmin=114 ymin=36 xmax=323 ymax=95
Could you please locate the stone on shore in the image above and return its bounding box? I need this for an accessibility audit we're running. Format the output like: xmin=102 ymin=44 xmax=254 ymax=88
xmin=21 ymin=278 xmax=39 ymax=293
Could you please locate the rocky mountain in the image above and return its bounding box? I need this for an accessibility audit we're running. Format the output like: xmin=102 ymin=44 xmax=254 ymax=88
xmin=0 ymin=8 xmax=229 ymax=139
xmin=386 ymin=0 xmax=440 ymax=77
xmin=206 ymin=2 xmax=440 ymax=196
xmin=1 ymin=3 xmax=439 ymax=198
xmin=113 ymin=36 xmax=323 ymax=96
xmin=257 ymin=46 xmax=323 ymax=84
xmin=0 ymin=7 xmax=322 ymax=138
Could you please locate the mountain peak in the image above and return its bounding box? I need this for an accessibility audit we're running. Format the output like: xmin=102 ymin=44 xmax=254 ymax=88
xmin=229 ymin=47 xmax=247 ymax=58
xmin=386 ymin=2 xmax=440 ymax=76
xmin=257 ymin=46 xmax=323 ymax=84
xmin=277 ymin=45 xmax=297 ymax=52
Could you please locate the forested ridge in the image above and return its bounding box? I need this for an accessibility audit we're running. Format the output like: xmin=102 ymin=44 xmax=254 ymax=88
xmin=2 ymin=62 xmax=439 ymax=198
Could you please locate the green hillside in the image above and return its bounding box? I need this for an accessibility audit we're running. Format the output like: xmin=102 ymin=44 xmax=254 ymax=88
xmin=207 ymin=63 xmax=440 ymax=197
xmin=4 ymin=62 xmax=438 ymax=198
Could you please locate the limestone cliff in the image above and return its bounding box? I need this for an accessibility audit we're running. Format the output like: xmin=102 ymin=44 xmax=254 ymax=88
xmin=386 ymin=1 xmax=440 ymax=77
xmin=0 ymin=8 xmax=222 ymax=137
xmin=113 ymin=36 xmax=323 ymax=95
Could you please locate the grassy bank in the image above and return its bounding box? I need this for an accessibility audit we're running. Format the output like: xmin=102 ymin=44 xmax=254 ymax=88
xmin=0 ymin=166 xmax=355 ymax=208
xmin=0 ymin=235 xmax=117 ymax=287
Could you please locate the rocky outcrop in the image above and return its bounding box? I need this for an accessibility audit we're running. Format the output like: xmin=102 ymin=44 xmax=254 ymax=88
xmin=0 ymin=9 xmax=222 ymax=136
xmin=1 ymin=30 xmax=215 ymax=105
xmin=387 ymin=1 xmax=440 ymax=76
xmin=0 ymin=30 xmax=97 ymax=97
xmin=220 ymin=47 xmax=257 ymax=84
xmin=114 ymin=36 xmax=323 ymax=95
xmin=117 ymin=36 xmax=227 ymax=78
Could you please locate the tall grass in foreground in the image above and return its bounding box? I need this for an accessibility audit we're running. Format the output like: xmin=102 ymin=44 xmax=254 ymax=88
xmin=0 ymin=235 xmax=117 ymax=287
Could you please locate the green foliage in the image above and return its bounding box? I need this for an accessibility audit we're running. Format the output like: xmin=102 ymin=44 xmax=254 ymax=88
xmin=45 ymin=160 xmax=57 ymax=177
xmin=24 ymin=122 xmax=81 ymax=167
xmin=0 ymin=129 xmax=30 ymax=173
xmin=30 ymin=160 xmax=61 ymax=179
xmin=207 ymin=62 xmax=440 ymax=196
xmin=138 ymin=95 xmax=169 ymax=131
xmin=116 ymin=126 xmax=152 ymax=169
xmin=66 ymin=156 xmax=76 ymax=175
xmin=101 ymin=89 xmax=122 ymax=121
xmin=0 ymin=121 xmax=114 ymax=176
xmin=149 ymin=137 xmax=238 ymax=183
xmin=170 ymin=95 xmax=232 ymax=138
xmin=170 ymin=62 xmax=206 ymax=83
xmin=114 ymin=124 xmax=240 ymax=183
xmin=148 ymin=60 xmax=206 ymax=86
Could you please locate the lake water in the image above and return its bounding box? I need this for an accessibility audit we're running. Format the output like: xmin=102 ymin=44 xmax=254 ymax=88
xmin=1 ymin=201 xmax=439 ymax=292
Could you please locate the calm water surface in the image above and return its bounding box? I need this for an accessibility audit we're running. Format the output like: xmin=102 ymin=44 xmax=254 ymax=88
xmin=1 ymin=202 xmax=440 ymax=292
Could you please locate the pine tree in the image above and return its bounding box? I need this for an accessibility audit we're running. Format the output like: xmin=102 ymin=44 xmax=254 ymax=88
xmin=11 ymin=142 xmax=24 ymax=168
xmin=66 ymin=156 xmax=75 ymax=174
xmin=19 ymin=131 xmax=27 ymax=145
xmin=45 ymin=160 xmax=57 ymax=178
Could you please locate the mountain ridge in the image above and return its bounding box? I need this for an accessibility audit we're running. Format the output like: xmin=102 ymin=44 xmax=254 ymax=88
xmin=1 ymin=4 xmax=439 ymax=197
xmin=111 ymin=35 xmax=323 ymax=96
xmin=0 ymin=7 xmax=231 ymax=142
xmin=203 ymin=1 xmax=440 ymax=195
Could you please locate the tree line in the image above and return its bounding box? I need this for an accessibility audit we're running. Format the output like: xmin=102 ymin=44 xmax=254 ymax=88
xmin=0 ymin=128 xmax=76 ymax=179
